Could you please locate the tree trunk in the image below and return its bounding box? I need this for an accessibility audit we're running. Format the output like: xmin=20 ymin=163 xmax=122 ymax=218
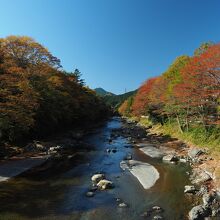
xmin=176 ymin=114 xmax=183 ymax=133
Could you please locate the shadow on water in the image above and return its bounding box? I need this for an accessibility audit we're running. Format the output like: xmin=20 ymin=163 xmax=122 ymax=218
xmin=0 ymin=117 xmax=193 ymax=220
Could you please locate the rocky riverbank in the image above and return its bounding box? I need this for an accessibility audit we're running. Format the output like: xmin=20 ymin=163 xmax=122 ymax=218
xmin=0 ymin=117 xmax=219 ymax=219
xmin=117 ymin=117 xmax=220 ymax=219
xmin=0 ymin=124 xmax=102 ymax=182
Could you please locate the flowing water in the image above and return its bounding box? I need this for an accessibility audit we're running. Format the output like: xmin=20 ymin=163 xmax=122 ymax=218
xmin=0 ymin=117 xmax=192 ymax=220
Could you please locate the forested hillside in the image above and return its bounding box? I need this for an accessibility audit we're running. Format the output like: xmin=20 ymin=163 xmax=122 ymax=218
xmin=0 ymin=36 xmax=109 ymax=143
xmin=119 ymin=43 xmax=220 ymax=149
xmin=101 ymin=90 xmax=137 ymax=109
xmin=94 ymin=87 xmax=137 ymax=109
xmin=103 ymin=90 xmax=137 ymax=109
xmin=94 ymin=88 xmax=115 ymax=96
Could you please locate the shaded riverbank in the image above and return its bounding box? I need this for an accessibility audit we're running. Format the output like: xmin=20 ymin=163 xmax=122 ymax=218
xmin=0 ymin=117 xmax=195 ymax=219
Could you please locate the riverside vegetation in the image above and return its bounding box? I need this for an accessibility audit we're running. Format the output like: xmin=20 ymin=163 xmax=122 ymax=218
xmin=0 ymin=36 xmax=110 ymax=158
xmin=119 ymin=42 xmax=220 ymax=150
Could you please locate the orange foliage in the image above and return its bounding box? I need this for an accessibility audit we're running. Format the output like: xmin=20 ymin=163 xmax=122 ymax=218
xmin=132 ymin=77 xmax=158 ymax=116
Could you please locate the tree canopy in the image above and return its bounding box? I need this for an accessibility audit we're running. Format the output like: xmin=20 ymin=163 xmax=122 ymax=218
xmin=119 ymin=43 xmax=220 ymax=133
xmin=0 ymin=36 xmax=109 ymax=142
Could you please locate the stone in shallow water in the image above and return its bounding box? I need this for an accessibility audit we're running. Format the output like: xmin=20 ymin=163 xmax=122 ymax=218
xmin=118 ymin=202 xmax=128 ymax=208
xmin=97 ymin=179 xmax=114 ymax=190
xmin=91 ymin=173 xmax=105 ymax=183
xmin=115 ymin=198 xmax=122 ymax=202
xmin=162 ymin=154 xmax=179 ymax=162
xmin=184 ymin=185 xmax=196 ymax=194
xmin=153 ymin=215 xmax=163 ymax=219
xmin=152 ymin=206 xmax=163 ymax=212
xmin=120 ymin=160 xmax=160 ymax=189
xmin=86 ymin=191 xmax=95 ymax=197
xmin=106 ymin=148 xmax=111 ymax=153
xmin=179 ymin=158 xmax=187 ymax=163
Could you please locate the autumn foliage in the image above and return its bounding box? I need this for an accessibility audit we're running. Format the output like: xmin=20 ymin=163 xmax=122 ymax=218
xmin=131 ymin=77 xmax=158 ymax=116
xmin=119 ymin=43 xmax=220 ymax=133
xmin=0 ymin=36 xmax=109 ymax=142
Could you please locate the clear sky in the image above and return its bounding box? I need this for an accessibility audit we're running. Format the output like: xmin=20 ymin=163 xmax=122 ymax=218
xmin=0 ymin=0 xmax=220 ymax=94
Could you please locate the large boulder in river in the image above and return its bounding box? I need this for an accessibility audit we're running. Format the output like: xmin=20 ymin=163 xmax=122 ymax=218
xmin=91 ymin=174 xmax=105 ymax=183
xmin=97 ymin=179 xmax=114 ymax=190
xmin=188 ymin=205 xmax=208 ymax=220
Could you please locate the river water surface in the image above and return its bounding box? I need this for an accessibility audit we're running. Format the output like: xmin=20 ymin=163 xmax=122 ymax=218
xmin=0 ymin=117 xmax=193 ymax=220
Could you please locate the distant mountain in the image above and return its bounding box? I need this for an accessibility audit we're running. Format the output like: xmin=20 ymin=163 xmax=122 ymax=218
xmin=94 ymin=88 xmax=115 ymax=96
xmin=94 ymin=87 xmax=137 ymax=109
xmin=103 ymin=90 xmax=137 ymax=109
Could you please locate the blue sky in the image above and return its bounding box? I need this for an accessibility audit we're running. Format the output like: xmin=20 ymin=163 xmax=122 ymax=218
xmin=0 ymin=0 xmax=220 ymax=94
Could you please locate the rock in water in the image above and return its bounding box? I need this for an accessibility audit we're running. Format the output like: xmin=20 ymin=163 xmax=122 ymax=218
xmin=91 ymin=174 xmax=105 ymax=183
xmin=115 ymin=198 xmax=122 ymax=202
xmin=118 ymin=202 xmax=128 ymax=208
xmin=184 ymin=185 xmax=196 ymax=194
xmin=179 ymin=158 xmax=187 ymax=163
xmin=162 ymin=154 xmax=178 ymax=162
xmin=152 ymin=206 xmax=163 ymax=212
xmin=97 ymin=179 xmax=114 ymax=190
xmin=120 ymin=160 xmax=159 ymax=189
xmin=188 ymin=205 xmax=207 ymax=220
xmin=86 ymin=191 xmax=95 ymax=197
xmin=106 ymin=148 xmax=111 ymax=153
xmin=153 ymin=216 xmax=163 ymax=219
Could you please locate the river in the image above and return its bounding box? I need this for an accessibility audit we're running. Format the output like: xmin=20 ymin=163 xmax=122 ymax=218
xmin=0 ymin=117 xmax=193 ymax=220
